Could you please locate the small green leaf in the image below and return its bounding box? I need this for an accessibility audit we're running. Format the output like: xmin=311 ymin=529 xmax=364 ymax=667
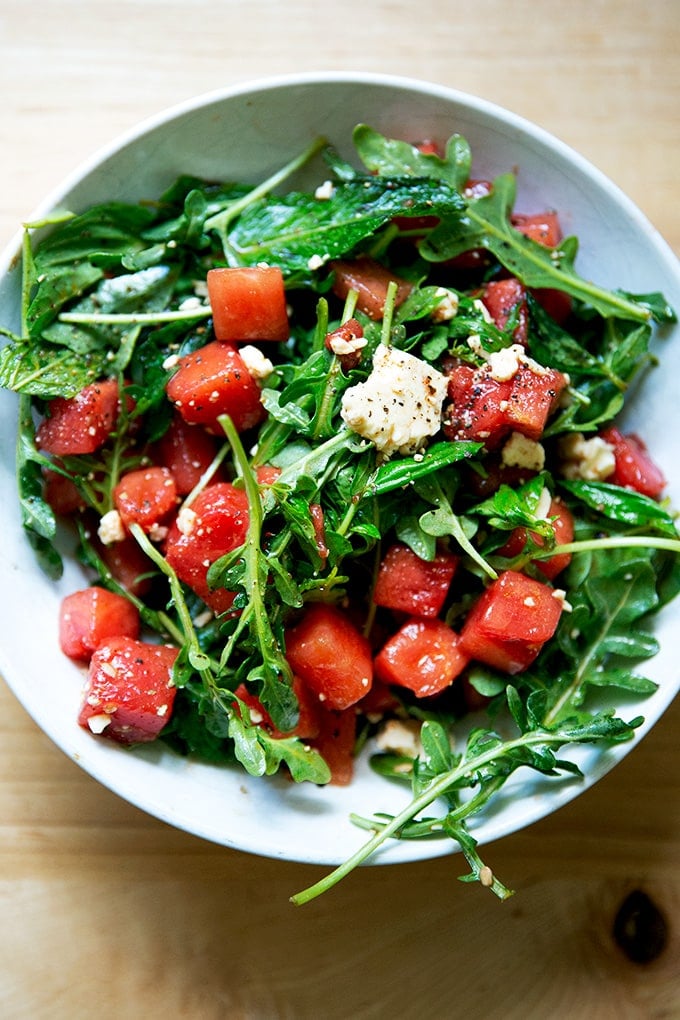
xmin=353 ymin=125 xmax=472 ymax=190
xmin=561 ymin=479 xmax=679 ymax=537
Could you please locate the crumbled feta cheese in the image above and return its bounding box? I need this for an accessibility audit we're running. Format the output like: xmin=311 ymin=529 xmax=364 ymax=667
xmin=552 ymin=588 xmax=572 ymax=612
xmin=559 ymin=432 xmax=616 ymax=481
xmin=314 ymin=180 xmax=335 ymax=200
xmin=148 ymin=523 xmax=169 ymax=543
xmin=87 ymin=713 xmax=112 ymax=734
xmin=176 ymin=506 xmax=198 ymax=536
xmin=431 ymin=287 xmax=459 ymax=322
xmin=467 ymin=334 xmax=483 ymax=357
xmin=328 ymin=328 xmax=367 ymax=358
xmin=239 ymin=344 xmax=274 ymax=380
xmin=479 ymin=866 xmax=494 ymax=888
xmin=472 ymin=298 xmax=494 ymax=323
xmin=535 ymin=486 xmax=553 ymax=521
xmin=178 ymin=296 xmax=204 ymax=311
xmin=340 ymin=343 xmax=448 ymax=457
xmin=307 ymin=253 xmax=330 ymax=271
xmin=375 ymin=718 xmax=423 ymax=759
xmin=487 ymin=344 xmax=523 ymax=382
xmin=98 ymin=509 xmax=125 ymax=545
xmin=501 ymin=432 xmax=546 ymax=472
xmin=162 ymin=353 xmax=180 ymax=371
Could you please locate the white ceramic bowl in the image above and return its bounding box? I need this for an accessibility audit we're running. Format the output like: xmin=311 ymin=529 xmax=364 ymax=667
xmin=1 ymin=72 xmax=679 ymax=867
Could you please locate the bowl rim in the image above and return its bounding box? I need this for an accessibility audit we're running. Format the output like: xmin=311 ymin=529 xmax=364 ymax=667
xmin=1 ymin=70 xmax=676 ymax=274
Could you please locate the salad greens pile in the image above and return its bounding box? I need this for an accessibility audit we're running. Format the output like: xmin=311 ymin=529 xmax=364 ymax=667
xmin=1 ymin=124 xmax=679 ymax=904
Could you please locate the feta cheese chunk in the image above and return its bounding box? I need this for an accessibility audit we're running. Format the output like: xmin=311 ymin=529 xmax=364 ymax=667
xmin=340 ymin=343 xmax=448 ymax=457
xmin=176 ymin=505 xmax=198 ymax=537
xmin=501 ymin=431 xmax=546 ymax=472
xmin=314 ymin=179 xmax=335 ymax=201
xmin=328 ymin=328 xmax=367 ymax=358
xmin=488 ymin=344 xmax=523 ymax=382
xmin=97 ymin=509 xmax=125 ymax=545
xmin=431 ymin=287 xmax=459 ymax=322
xmin=559 ymin=432 xmax=616 ymax=481
xmin=375 ymin=718 xmax=423 ymax=759
xmin=239 ymin=344 xmax=274 ymax=380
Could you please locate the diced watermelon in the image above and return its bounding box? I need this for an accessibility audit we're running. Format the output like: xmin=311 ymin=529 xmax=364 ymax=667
xmin=78 ymin=636 xmax=178 ymax=743
xmin=374 ymin=617 xmax=469 ymax=697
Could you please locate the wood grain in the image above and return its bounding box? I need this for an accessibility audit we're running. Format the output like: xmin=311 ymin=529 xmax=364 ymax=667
xmin=1 ymin=2 xmax=679 ymax=1016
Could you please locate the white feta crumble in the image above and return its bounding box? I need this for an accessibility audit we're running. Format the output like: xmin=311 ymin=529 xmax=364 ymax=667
xmin=162 ymin=353 xmax=180 ymax=371
xmin=97 ymin=509 xmax=125 ymax=545
xmin=467 ymin=334 xmax=484 ymax=357
xmin=87 ymin=713 xmax=112 ymax=734
xmin=328 ymin=329 xmax=367 ymax=358
xmin=552 ymin=588 xmax=572 ymax=612
xmin=307 ymin=252 xmax=330 ymax=271
xmin=239 ymin=344 xmax=274 ymax=380
xmin=487 ymin=344 xmax=523 ymax=382
xmin=472 ymin=298 xmax=494 ymax=323
xmin=148 ymin=523 xmax=169 ymax=543
xmin=340 ymin=343 xmax=448 ymax=458
xmin=501 ymin=432 xmax=546 ymax=472
xmin=559 ymin=432 xmax=616 ymax=481
xmin=431 ymin=287 xmax=459 ymax=322
xmin=375 ymin=718 xmax=423 ymax=759
xmin=176 ymin=505 xmax=198 ymax=537
xmin=178 ymin=296 xmax=204 ymax=311
xmin=314 ymin=179 xmax=335 ymax=200
xmin=535 ymin=485 xmax=553 ymax=521
xmin=467 ymin=334 xmax=553 ymax=384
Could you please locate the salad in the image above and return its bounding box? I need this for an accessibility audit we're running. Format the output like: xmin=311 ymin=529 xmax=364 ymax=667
xmin=1 ymin=125 xmax=679 ymax=904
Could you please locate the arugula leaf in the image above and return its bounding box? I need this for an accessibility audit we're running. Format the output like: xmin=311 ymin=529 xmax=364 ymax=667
xmin=26 ymin=204 xmax=156 ymax=332
xmin=353 ymin=124 xmax=472 ymax=190
xmin=15 ymin=395 xmax=62 ymax=578
xmin=560 ymin=479 xmax=679 ymax=537
xmin=542 ymin=548 xmax=662 ymax=720
xmin=470 ymin=474 xmax=555 ymax=540
xmin=290 ymin=705 xmax=640 ymax=906
xmin=420 ymin=174 xmax=651 ymax=322
xmin=369 ymin=440 xmax=482 ymax=496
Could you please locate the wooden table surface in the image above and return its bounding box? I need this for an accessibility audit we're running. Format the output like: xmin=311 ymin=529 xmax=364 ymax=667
xmin=1 ymin=3 xmax=679 ymax=1017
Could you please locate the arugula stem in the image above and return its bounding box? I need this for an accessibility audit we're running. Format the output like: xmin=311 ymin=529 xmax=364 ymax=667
xmin=276 ymin=427 xmax=353 ymax=488
xmin=465 ymin=205 xmax=650 ymax=324
xmin=381 ymin=280 xmax=398 ymax=345
xmin=311 ymin=358 xmax=342 ymax=440
xmin=290 ymin=727 xmax=585 ymax=905
xmin=204 ymin=135 xmax=328 ymax=254
xmin=218 ymin=415 xmax=294 ymax=688
xmin=128 ymin=524 xmax=215 ymax=669
xmin=426 ymin=477 xmax=497 ymax=580
xmin=536 ymin=534 xmax=680 ymax=560
xmin=59 ymin=308 xmax=211 ymax=325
